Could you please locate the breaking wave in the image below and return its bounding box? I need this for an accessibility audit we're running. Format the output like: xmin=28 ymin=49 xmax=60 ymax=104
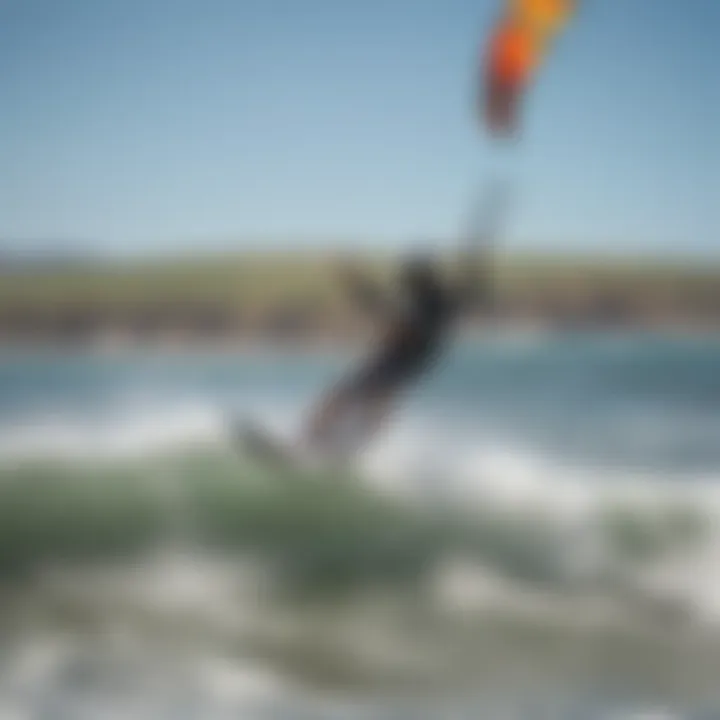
xmin=1 ymin=399 xmax=720 ymax=629
xmin=2 ymin=342 xmax=720 ymax=715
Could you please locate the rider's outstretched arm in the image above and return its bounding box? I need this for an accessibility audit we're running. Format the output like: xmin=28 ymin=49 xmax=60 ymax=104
xmin=453 ymin=179 xmax=510 ymax=316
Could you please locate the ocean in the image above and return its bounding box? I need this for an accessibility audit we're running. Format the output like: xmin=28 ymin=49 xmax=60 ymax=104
xmin=1 ymin=330 xmax=720 ymax=719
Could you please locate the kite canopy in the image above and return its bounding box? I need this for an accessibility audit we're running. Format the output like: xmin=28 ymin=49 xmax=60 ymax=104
xmin=487 ymin=18 xmax=541 ymax=86
xmin=480 ymin=0 xmax=575 ymax=136
xmin=510 ymin=0 xmax=575 ymax=36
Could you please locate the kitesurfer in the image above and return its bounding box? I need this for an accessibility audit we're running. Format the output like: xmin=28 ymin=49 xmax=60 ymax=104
xmin=299 ymin=248 xmax=494 ymax=458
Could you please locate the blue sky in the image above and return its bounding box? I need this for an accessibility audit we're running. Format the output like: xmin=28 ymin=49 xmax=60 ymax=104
xmin=0 ymin=0 xmax=718 ymax=257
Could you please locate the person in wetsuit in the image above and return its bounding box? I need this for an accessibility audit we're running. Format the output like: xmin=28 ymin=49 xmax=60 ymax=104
xmin=299 ymin=248 xmax=494 ymax=458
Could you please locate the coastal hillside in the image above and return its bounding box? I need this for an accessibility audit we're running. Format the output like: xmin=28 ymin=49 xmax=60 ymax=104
xmin=1 ymin=250 xmax=719 ymax=346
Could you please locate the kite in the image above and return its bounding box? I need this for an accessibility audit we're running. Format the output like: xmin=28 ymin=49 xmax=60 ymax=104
xmin=480 ymin=0 xmax=576 ymax=136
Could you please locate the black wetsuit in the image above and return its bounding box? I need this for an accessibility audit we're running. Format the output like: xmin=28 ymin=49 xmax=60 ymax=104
xmin=302 ymin=257 xmax=493 ymax=456
xmin=340 ymin=270 xmax=474 ymax=398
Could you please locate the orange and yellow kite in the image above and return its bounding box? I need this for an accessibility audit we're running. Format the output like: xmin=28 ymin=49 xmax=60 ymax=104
xmin=481 ymin=0 xmax=576 ymax=136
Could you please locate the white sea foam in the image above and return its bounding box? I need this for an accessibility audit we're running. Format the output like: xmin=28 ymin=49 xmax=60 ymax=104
xmin=2 ymin=394 xmax=720 ymax=627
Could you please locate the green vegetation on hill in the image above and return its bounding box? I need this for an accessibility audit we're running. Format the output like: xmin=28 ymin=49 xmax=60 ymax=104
xmin=1 ymin=250 xmax=717 ymax=307
xmin=0 ymin=250 xmax=719 ymax=338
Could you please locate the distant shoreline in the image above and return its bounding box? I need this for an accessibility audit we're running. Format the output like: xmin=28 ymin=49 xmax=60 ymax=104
xmin=1 ymin=321 xmax=719 ymax=358
xmin=1 ymin=251 xmax=719 ymax=352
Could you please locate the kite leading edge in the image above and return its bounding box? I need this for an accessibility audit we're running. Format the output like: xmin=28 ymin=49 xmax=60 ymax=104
xmin=480 ymin=0 xmax=576 ymax=137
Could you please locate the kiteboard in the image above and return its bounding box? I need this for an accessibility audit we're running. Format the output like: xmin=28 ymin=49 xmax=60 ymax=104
xmin=232 ymin=418 xmax=350 ymax=476
xmin=235 ymin=420 xmax=300 ymax=469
